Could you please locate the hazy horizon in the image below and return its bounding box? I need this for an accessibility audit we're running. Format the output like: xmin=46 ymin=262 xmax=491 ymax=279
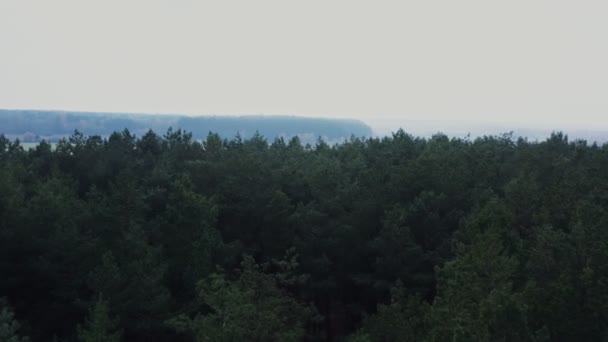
xmin=2 ymin=1 xmax=608 ymax=132
xmin=5 ymin=108 xmax=608 ymax=144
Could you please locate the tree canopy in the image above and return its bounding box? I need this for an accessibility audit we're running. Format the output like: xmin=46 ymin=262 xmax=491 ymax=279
xmin=1 ymin=129 xmax=608 ymax=341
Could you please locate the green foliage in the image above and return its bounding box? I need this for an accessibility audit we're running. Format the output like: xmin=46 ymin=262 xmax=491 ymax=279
xmin=2 ymin=128 xmax=608 ymax=341
xmin=430 ymin=199 xmax=531 ymax=342
xmin=371 ymin=206 xmax=428 ymax=293
xmin=351 ymin=282 xmax=431 ymax=342
xmin=168 ymin=255 xmax=312 ymax=342
xmin=88 ymin=239 xmax=170 ymax=339
xmin=0 ymin=299 xmax=29 ymax=342
xmin=77 ymin=295 xmax=121 ymax=342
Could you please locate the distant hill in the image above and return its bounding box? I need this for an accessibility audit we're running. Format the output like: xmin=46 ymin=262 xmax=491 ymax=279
xmin=0 ymin=110 xmax=372 ymax=144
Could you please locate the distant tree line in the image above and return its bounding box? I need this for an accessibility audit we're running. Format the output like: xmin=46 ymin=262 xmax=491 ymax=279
xmin=1 ymin=128 xmax=608 ymax=341
xmin=0 ymin=110 xmax=372 ymax=144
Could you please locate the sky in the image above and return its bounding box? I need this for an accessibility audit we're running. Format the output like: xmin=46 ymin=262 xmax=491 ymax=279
xmin=1 ymin=0 xmax=608 ymax=132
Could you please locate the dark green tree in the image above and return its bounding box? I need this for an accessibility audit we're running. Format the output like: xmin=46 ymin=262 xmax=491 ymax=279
xmin=168 ymin=256 xmax=312 ymax=342
xmin=0 ymin=299 xmax=29 ymax=342
xmin=77 ymin=295 xmax=122 ymax=342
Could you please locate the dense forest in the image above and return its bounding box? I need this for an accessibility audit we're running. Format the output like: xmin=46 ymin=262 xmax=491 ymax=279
xmin=0 ymin=110 xmax=372 ymax=144
xmin=2 ymin=128 xmax=608 ymax=341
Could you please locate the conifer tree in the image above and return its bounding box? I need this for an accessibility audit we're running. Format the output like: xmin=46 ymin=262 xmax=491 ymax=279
xmin=77 ymin=295 xmax=121 ymax=342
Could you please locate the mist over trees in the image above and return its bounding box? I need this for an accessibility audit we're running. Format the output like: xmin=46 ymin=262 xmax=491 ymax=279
xmin=0 ymin=110 xmax=372 ymax=144
xmin=1 ymin=128 xmax=608 ymax=341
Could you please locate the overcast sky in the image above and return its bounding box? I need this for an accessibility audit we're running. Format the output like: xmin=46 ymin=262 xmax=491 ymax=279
xmin=1 ymin=0 xmax=607 ymax=131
